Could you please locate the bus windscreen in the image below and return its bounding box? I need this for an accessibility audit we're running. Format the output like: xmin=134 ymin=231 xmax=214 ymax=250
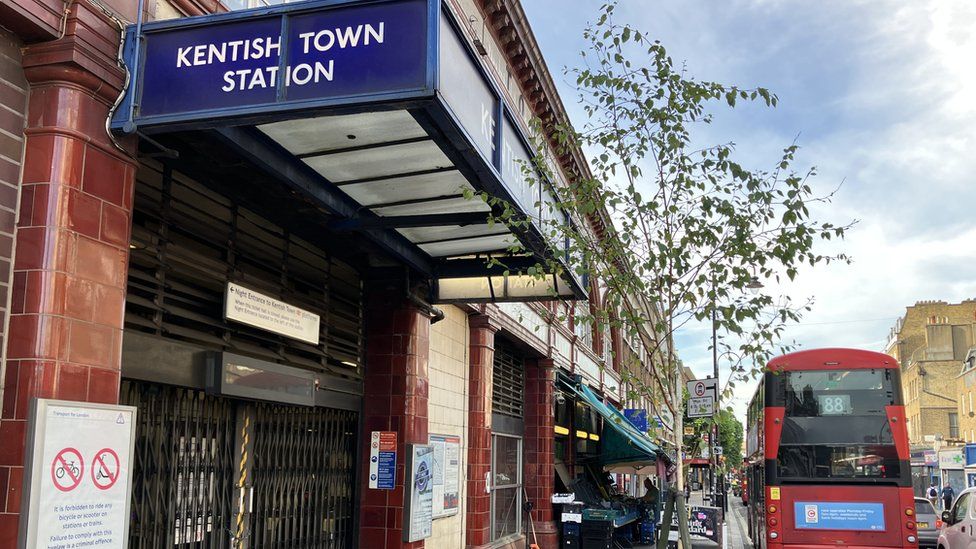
xmin=774 ymin=369 xmax=900 ymax=480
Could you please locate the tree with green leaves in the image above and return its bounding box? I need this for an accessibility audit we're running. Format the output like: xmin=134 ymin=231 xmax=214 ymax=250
xmin=717 ymin=408 xmax=744 ymax=468
xmin=468 ymin=1 xmax=851 ymax=545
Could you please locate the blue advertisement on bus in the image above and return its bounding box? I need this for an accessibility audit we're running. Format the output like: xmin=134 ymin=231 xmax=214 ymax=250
xmin=793 ymin=501 xmax=886 ymax=531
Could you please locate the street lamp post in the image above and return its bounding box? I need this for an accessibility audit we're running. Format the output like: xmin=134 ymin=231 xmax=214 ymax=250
xmin=711 ymin=275 xmax=763 ymax=512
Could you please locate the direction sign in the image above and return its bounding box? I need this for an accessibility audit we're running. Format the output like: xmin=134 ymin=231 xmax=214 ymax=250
xmin=687 ymin=396 xmax=715 ymax=418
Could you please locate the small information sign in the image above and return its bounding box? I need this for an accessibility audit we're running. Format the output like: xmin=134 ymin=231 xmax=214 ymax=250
xmin=623 ymin=409 xmax=649 ymax=432
xmin=225 ymin=282 xmax=321 ymax=344
xmin=687 ymin=396 xmax=715 ymax=418
xmin=19 ymin=399 xmax=137 ymax=549
xmin=369 ymin=431 xmax=397 ymax=490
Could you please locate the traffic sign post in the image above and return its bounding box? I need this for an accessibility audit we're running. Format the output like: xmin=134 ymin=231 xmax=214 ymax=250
xmin=19 ymin=399 xmax=137 ymax=548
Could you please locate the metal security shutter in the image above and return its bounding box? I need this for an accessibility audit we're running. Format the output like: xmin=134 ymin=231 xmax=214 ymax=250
xmin=126 ymin=160 xmax=363 ymax=381
xmin=492 ymin=339 xmax=525 ymax=419
xmin=250 ymin=404 xmax=357 ymax=548
xmin=122 ymin=380 xmax=237 ymax=549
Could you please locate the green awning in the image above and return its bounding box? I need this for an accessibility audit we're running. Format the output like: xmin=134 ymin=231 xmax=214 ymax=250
xmin=575 ymin=384 xmax=670 ymax=468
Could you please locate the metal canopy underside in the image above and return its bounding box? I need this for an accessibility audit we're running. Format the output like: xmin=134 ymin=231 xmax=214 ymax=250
xmin=257 ymin=110 xmax=514 ymax=259
xmin=112 ymin=0 xmax=586 ymax=302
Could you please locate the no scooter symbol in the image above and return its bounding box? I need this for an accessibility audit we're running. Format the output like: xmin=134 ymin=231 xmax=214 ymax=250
xmin=91 ymin=448 xmax=120 ymax=490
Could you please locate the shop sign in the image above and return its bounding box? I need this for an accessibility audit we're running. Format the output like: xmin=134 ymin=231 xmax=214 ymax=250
xmin=925 ymin=450 xmax=938 ymax=465
xmin=404 ymin=444 xmax=434 ymax=542
xmin=19 ymin=399 xmax=137 ymax=548
xmin=225 ymin=282 xmax=320 ymax=344
xmin=965 ymin=443 xmax=976 ymax=466
xmin=667 ymin=505 xmax=720 ymax=543
xmin=429 ymin=434 xmax=460 ymax=518
xmin=126 ymin=0 xmax=432 ymax=127
xmin=369 ymin=431 xmax=397 ymax=490
xmin=623 ymin=409 xmax=649 ymax=432
xmin=940 ymin=447 xmax=965 ymax=470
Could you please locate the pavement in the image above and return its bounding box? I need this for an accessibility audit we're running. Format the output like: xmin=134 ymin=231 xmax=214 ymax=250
xmin=634 ymin=489 xmax=753 ymax=549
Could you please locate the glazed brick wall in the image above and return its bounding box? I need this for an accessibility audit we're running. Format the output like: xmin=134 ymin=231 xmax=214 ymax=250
xmin=359 ymin=289 xmax=430 ymax=549
xmin=524 ymin=358 xmax=557 ymax=546
xmin=0 ymin=3 xmax=135 ymax=546
xmin=465 ymin=315 xmax=497 ymax=548
xmin=0 ymin=28 xmax=27 ymax=540
xmin=0 ymin=29 xmax=27 ymax=438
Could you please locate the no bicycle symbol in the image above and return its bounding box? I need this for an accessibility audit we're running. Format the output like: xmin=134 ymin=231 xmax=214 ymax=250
xmin=51 ymin=447 xmax=84 ymax=492
xmin=92 ymin=448 xmax=120 ymax=490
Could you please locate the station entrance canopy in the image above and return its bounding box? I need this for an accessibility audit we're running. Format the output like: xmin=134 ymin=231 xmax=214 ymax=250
xmin=112 ymin=0 xmax=586 ymax=302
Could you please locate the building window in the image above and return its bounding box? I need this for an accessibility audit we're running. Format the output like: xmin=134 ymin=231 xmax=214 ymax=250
xmin=574 ymin=303 xmax=594 ymax=351
xmin=491 ymin=433 xmax=522 ymax=541
xmin=950 ymin=413 xmax=959 ymax=439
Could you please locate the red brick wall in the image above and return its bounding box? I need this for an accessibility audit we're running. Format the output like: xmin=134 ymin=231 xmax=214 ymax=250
xmin=465 ymin=315 xmax=498 ymax=548
xmin=0 ymin=28 xmax=27 ymax=537
xmin=0 ymin=3 xmax=134 ymax=546
xmin=359 ymin=288 xmax=430 ymax=549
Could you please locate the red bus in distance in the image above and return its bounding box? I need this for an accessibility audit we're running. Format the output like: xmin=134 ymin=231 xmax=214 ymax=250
xmin=744 ymin=348 xmax=916 ymax=549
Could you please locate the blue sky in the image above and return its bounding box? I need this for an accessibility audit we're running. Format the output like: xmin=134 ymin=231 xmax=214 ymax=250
xmin=522 ymin=1 xmax=976 ymax=420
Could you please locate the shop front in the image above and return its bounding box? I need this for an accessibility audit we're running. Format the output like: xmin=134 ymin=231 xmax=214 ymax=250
xmin=940 ymin=446 xmax=966 ymax=495
xmin=552 ymin=375 xmax=670 ymax=547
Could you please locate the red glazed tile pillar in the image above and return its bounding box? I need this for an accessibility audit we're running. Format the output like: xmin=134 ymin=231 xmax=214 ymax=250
xmin=359 ymin=286 xmax=431 ymax=549
xmin=465 ymin=314 xmax=498 ymax=548
xmin=525 ymin=358 xmax=558 ymax=547
xmin=0 ymin=3 xmax=134 ymax=547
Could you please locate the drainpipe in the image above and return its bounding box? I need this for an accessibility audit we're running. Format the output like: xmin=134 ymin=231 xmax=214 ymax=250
xmin=407 ymin=292 xmax=445 ymax=325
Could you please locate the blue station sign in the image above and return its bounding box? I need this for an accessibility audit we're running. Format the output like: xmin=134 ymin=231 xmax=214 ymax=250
xmin=115 ymin=0 xmax=436 ymax=130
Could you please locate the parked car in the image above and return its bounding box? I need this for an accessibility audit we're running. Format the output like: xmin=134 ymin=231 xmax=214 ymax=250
xmin=914 ymin=497 xmax=940 ymax=548
xmin=938 ymin=487 xmax=976 ymax=548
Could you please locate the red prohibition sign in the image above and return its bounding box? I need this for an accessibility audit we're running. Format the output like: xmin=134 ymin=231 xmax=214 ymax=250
xmin=695 ymin=382 xmax=705 ymax=397
xmin=51 ymin=447 xmax=84 ymax=492
xmin=91 ymin=448 xmax=120 ymax=490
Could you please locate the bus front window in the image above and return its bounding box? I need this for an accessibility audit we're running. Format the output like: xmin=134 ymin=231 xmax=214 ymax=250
xmin=774 ymin=369 xmax=901 ymax=481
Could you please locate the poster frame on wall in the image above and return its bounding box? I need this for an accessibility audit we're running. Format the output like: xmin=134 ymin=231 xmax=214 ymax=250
xmin=403 ymin=443 xmax=434 ymax=542
xmin=429 ymin=433 xmax=461 ymax=518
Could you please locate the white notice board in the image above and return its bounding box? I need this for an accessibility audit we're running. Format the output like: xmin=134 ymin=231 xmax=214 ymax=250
xmin=19 ymin=399 xmax=137 ymax=549
xmin=429 ymin=434 xmax=461 ymax=518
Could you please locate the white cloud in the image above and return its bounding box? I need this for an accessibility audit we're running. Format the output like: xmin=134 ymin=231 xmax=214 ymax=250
xmin=523 ymin=0 xmax=976 ymax=422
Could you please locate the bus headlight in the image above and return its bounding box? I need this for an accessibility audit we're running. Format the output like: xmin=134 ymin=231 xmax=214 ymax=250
xmin=770 ymin=532 xmax=779 ymax=539
xmin=907 ymin=535 xmax=917 ymax=543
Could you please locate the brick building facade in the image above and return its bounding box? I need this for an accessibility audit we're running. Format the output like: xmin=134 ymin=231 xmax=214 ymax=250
xmin=0 ymin=0 xmax=670 ymax=547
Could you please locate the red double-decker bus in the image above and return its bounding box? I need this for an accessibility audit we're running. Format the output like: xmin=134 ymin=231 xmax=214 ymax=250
xmin=744 ymin=348 xmax=917 ymax=548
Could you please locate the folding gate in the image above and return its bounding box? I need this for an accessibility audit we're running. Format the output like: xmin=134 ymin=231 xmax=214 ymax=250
xmin=122 ymin=380 xmax=357 ymax=548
